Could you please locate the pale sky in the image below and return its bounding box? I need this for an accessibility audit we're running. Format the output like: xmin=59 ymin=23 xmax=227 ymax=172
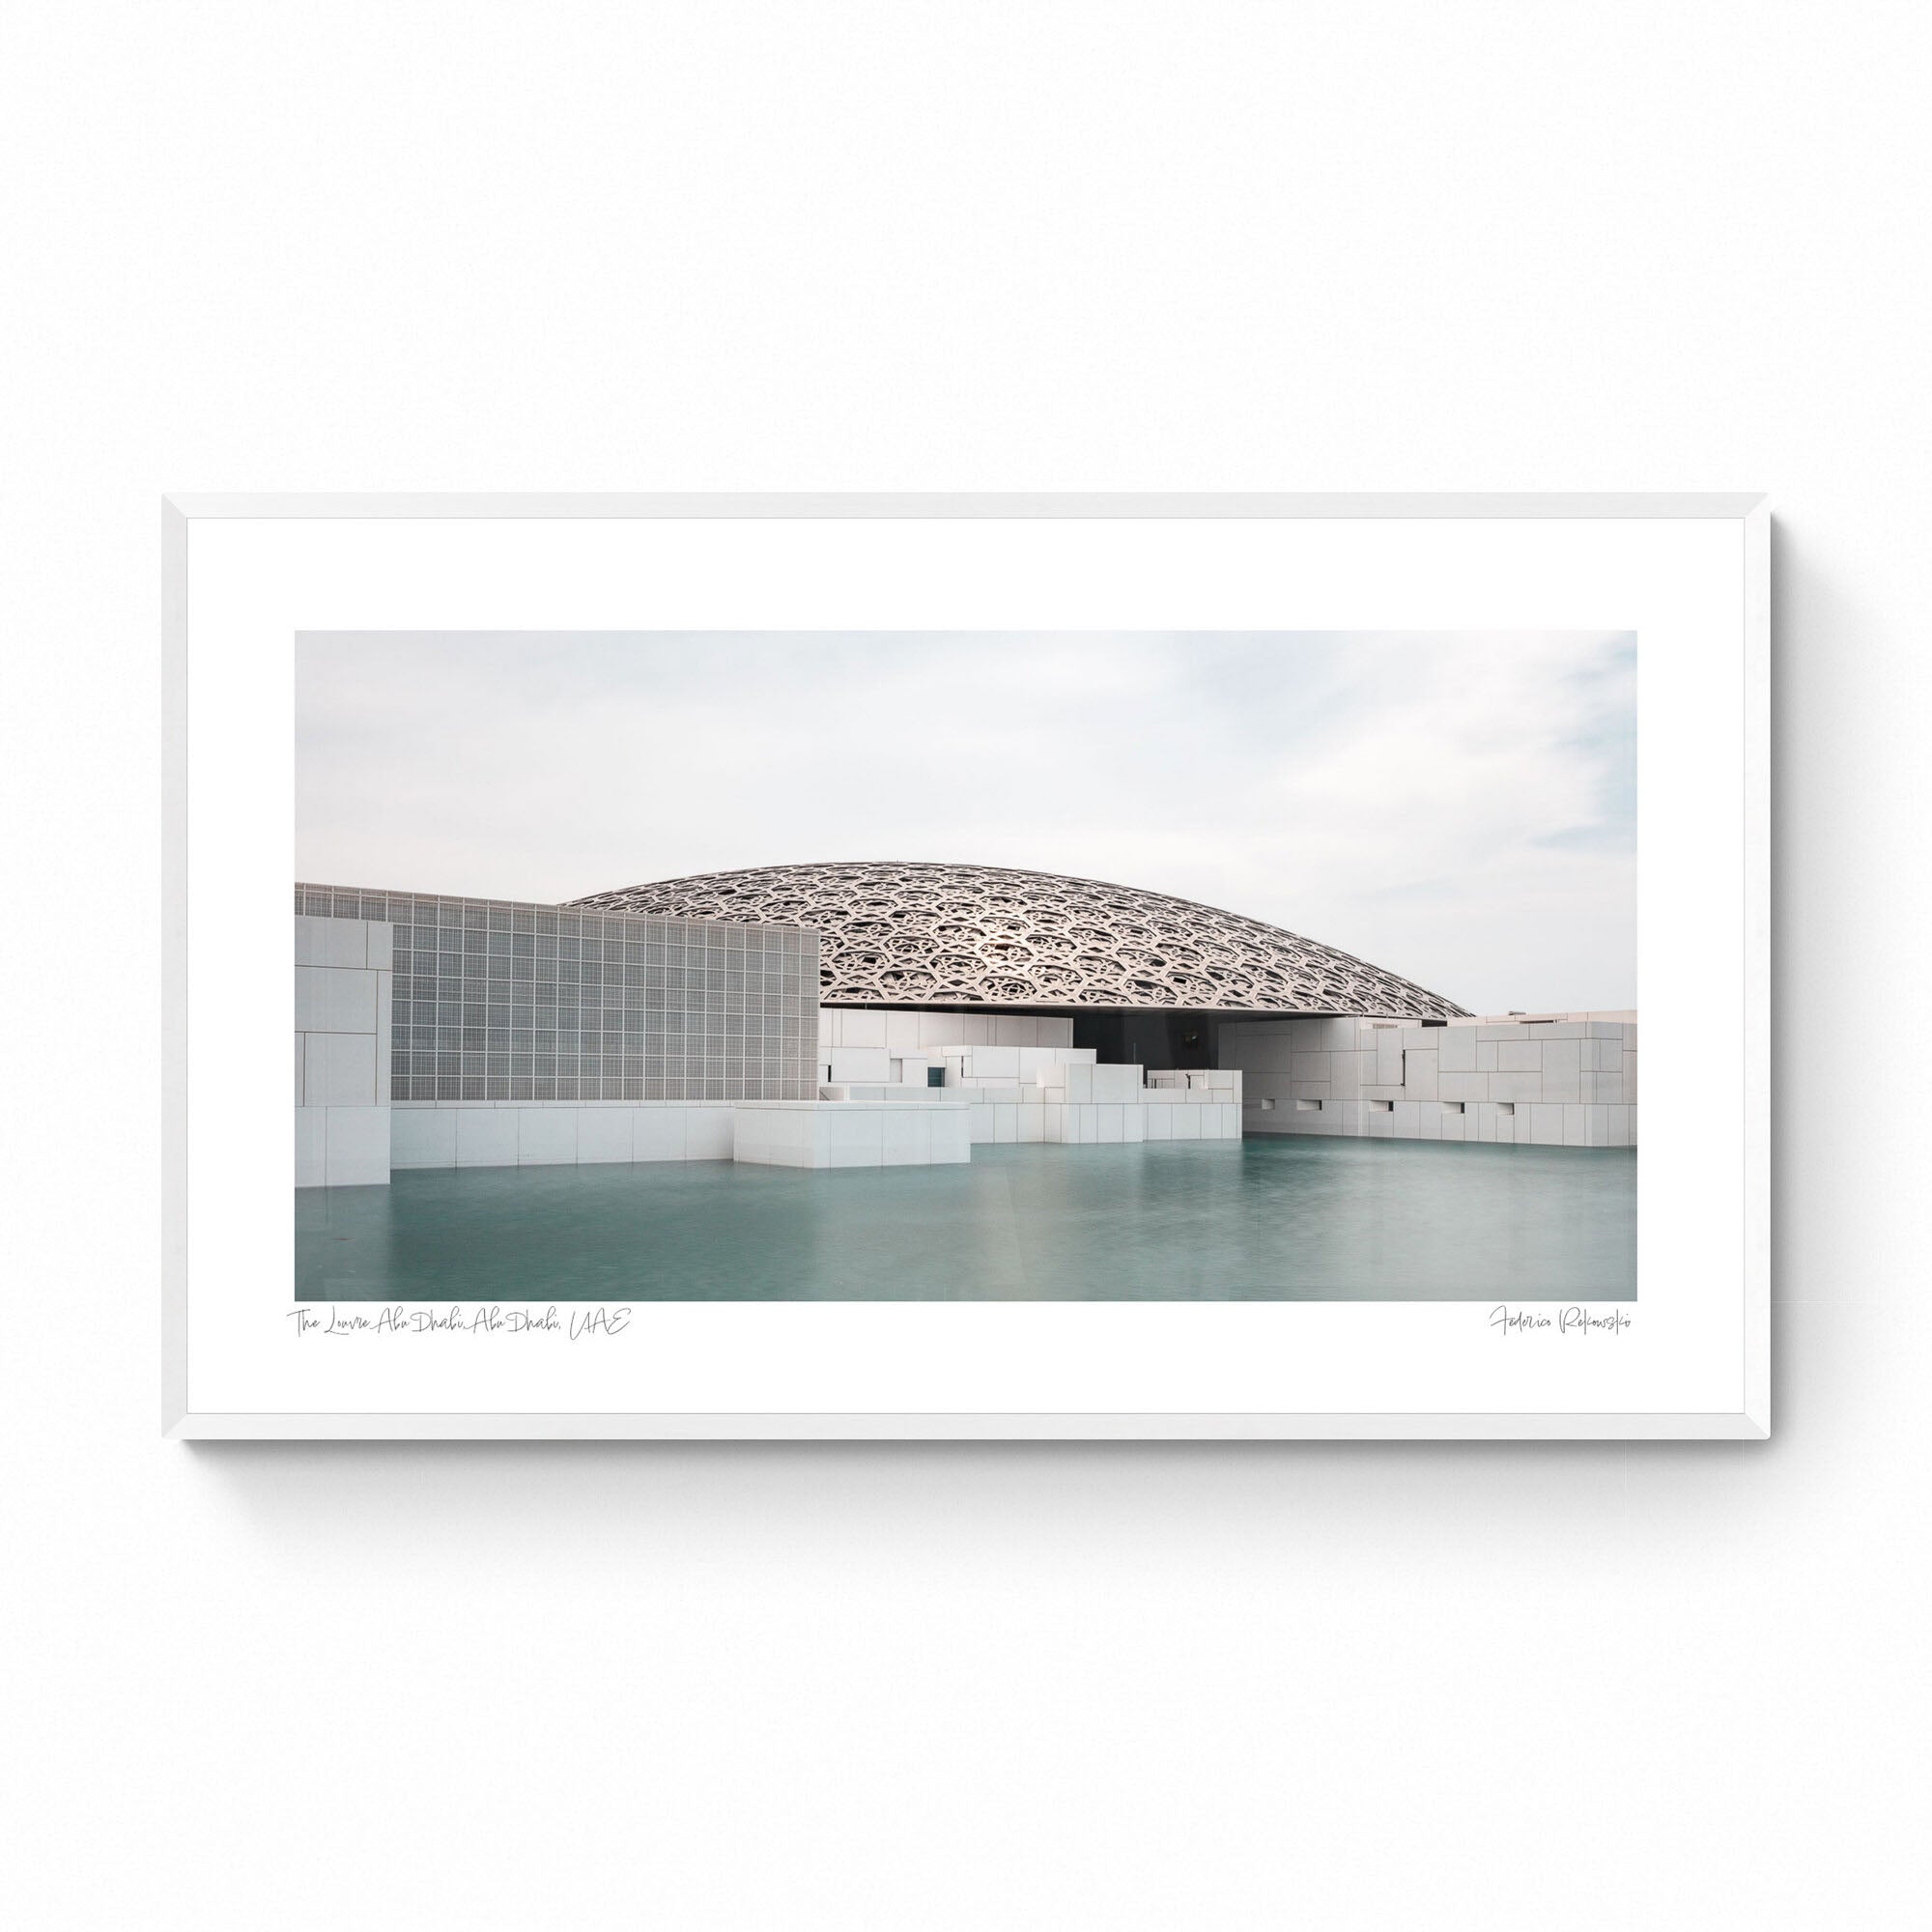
xmin=296 ymin=631 xmax=1636 ymax=1013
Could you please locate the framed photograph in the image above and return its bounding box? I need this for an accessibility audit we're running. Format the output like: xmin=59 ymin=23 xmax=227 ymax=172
xmin=162 ymin=494 xmax=1769 ymax=1439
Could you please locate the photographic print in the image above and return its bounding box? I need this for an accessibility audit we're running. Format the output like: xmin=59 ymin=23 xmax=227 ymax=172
xmin=293 ymin=628 xmax=1637 ymax=1306
xmin=163 ymin=495 xmax=1765 ymax=1436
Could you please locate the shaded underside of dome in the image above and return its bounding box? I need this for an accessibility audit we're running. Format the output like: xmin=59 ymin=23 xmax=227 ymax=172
xmin=567 ymin=862 xmax=1466 ymax=1019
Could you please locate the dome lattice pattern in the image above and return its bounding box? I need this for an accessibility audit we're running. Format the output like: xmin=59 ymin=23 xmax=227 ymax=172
xmin=569 ymin=862 xmax=1465 ymax=1018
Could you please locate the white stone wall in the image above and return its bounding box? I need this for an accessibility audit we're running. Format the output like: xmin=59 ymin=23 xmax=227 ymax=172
xmin=819 ymin=1015 xmax=1093 ymax=1088
xmin=390 ymin=1101 xmax=737 ymax=1168
xmin=1223 ymin=1013 xmax=1637 ymax=1149
xmin=827 ymin=1059 xmax=1242 ymax=1147
xmin=733 ymin=1100 xmax=972 ymax=1168
xmin=295 ymin=916 xmax=393 ymax=1186
xmin=815 ymin=1007 xmax=1243 ymax=1148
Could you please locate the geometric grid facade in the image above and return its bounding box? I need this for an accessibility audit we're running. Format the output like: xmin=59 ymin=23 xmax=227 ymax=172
xmin=568 ymin=861 xmax=1466 ymax=1019
xmin=295 ymin=883 xmax=820 ymax=1102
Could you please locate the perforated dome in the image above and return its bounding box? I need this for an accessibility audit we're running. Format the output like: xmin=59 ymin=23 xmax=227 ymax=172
xmin=568 ymin=862 xmax=1464 ymax=1017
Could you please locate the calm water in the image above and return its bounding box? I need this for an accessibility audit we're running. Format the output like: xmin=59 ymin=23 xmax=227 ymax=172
xmin=296 ymin=1137 xmax=1635 ymax=1302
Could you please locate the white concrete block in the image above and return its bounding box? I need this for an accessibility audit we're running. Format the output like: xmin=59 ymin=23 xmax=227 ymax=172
xmin=294 ymin=1034 xmax=304 ymax=1105
xmin=1403 ymin=1049 xmax=1439 ymax=1101
xmin=303 ymin=1031 xmax=379 ymax=1108
xmin=828 ymin=1047 xmax=893 ymax=1084
xmin=516 ymin=1108 xmax=580 ymax=1166
xmin=968 ymin=1102 xmax=994 ymax=1143
xmin=1092 ymin=1064 xmax=1141 ymax=1103
xmin=931 ymin=1107 xmax=973 ymax=1163
xmin=365 ymin=921 xmax=393 ymax=971
xmin=970 ymin=1044 xmax=1020 ymax=1079
xmin=685 ymin=1108 xmax=735 ymax=1161
xmin=1530 ymin=1103 xmax=1567 ymax=1147
xmin=1542 ymin=1038 xmax=1582 ymax=1100
xmin=577 ymin=1109 xmax=635 ymax=1164
xmin=993 ymin=1104 xmax=1017 ymax=1144
xmin=1437 ymin=1027 xmax=1478 ymax=1072
xmin=634 ymin=1108 xmax=687 ymax=1163
xmin=456 ymin=1108 xmax=519 ymax=1168
xmin=826 ymin=1108 xmax=884 ymax=1167
xmin=880 ymin=1108 xmax=931 ymax=1165
xmin=295 ymin=965 xmax=375 ymax=1035
xmin=1492 ymin=1070 xmax=1542 ymax=1103
xmin=295 ymin=914 xmax=367 ymax=969
xmin=1230 ymin=1033 xmax=1291 ymax=1075
xmin=390 ymin=1107 xmax=457 ymax=1169
xmin=1062 ymin=1063 xmax=1094 ymax=1104
xmin=325 ymin=1106 xmax=390 ymax=1186
xmin=376 ymin=974 xmax=392 ymax=1100
xmin=1016 ymin=1105 xmax=1044 ymax=1143
xmin=839 ymin=1009 xmax=887 ymax=1048
xmin=294 ymin=1107 xmax=327 ymax=1188
xmin=1497 ymin=1040 xmax=1542 ymax=1072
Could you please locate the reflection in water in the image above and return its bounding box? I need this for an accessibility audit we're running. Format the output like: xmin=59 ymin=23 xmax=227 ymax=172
xmin=297 ymin=1138 xmax=1635 ymax=1303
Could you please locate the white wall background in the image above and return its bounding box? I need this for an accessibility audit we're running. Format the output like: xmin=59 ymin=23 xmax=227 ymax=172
xmin=2 ymin=5 xmax=1923 ymax=1927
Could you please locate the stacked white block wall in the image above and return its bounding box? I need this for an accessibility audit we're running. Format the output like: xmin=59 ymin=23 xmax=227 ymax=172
xmin=1223 ymin=1013 xmax=1637 ymax=1149
xmin=294 ymin=916 xmax=393 ymax=1186
xmin=818 ymin=1008 xmax=1081 ymax=1087
xmin=733 ymin=1100 xmax=972 ymax=1169
xmin=389 ymin=1101 xmax=738 ymax=1169
xmin=815 ymin=1008 xmax=1241 ymax=1146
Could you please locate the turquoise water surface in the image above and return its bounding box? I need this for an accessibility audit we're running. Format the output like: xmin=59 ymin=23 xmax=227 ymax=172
xmin=295 ymin=1137 xmax=1635 ymax=1302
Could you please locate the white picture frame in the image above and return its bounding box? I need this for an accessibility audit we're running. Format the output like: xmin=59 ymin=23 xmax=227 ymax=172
xmin=162 ymin=494 xmax=1769 ymax=1440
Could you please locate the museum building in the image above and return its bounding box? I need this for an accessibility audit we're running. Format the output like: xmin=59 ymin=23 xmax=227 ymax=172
xmin=294 ymin=861 xmax=1635 ymax=1187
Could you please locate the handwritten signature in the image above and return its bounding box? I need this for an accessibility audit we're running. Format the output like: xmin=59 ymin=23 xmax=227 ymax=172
xmin=1490 ymin=1305 xmax=1633 ymax=1336
xmin=288 ymin=1304 xmax=631 ymax=1340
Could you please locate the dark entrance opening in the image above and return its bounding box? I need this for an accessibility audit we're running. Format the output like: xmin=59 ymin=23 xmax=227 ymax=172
xmin=1073 ymin=1009 xmax=1221 ymax=1071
